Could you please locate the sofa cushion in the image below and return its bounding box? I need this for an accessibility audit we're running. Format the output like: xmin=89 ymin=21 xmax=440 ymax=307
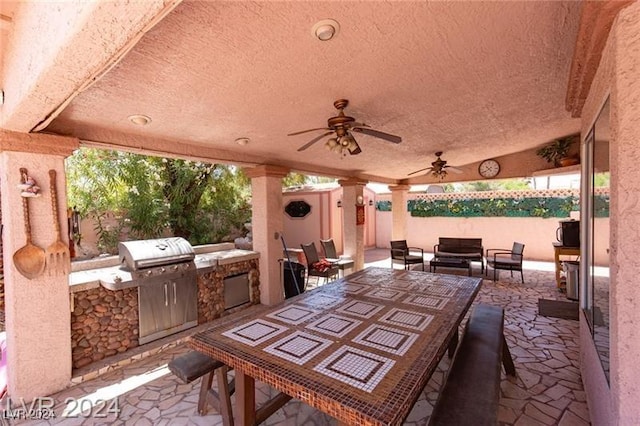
xmin=436 ymin=251 xmax=482 ymax=258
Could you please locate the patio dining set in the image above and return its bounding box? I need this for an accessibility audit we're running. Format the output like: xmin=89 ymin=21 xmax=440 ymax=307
xmin=178 ymin=266 xmax=516 ymax=425
xmin=160 ymin=234 xmax=526 ymax=425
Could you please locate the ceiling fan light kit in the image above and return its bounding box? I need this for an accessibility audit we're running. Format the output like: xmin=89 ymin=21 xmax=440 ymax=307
xmin=432 ymin=169 xmax=448 ymax=180
xmin=408 ymin=151 xmax=463 ymax=179
xmin=324 ymin=135 xmax=359 ymax=156
xmin=288 ymin=99 xmax=402 ymax=156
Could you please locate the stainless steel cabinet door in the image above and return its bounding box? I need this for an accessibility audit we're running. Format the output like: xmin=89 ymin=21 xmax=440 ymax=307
xmin=138 ymin=279 xmax=173 ymax=344
xmin=170 ymin=274 xmax=198 ymax=327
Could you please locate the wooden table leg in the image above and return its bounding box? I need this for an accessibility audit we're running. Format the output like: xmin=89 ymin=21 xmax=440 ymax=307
xmin=236 ymin=370 xmax=256 ymax=425
xmin=553 ymin=246 xmax=580 ymax=288
xmin=554 ymin=248 xmax=561 ymax=288
xmin=448 ymin=330 xmax=458 ymax=358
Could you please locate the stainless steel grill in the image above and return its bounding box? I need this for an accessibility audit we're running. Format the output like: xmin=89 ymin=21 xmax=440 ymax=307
xmin=118 ymin=237 xmax=198 ymax=345
xmin=119 ymin=238 xmax=196 ymax=271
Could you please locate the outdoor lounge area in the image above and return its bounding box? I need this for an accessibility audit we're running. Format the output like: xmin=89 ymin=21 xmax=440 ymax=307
xmin=27 ymin=250 xmax=589 ymax=425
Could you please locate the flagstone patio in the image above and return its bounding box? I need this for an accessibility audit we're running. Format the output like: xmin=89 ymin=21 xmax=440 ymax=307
xmin=18 ymin=250 xmax=590 ymax=425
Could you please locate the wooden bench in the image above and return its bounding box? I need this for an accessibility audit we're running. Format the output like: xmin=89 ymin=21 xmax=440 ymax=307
xmin=433 ymin=237 xmax=484 ymax=273
xmin=168 ymin=351 xmax=235 ymax=425
xmin=428 ymin=304 xmax=515 ymax=426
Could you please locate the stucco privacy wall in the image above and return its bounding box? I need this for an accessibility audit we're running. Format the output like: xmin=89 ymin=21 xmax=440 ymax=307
xmin=0 ymin=151 xmax=71 ymax=401
xmin=282 ymin=187 xmax=377 ymax=256
xmin=579 ymin=3 xmax=640 ymax=424
xmin=374 ymin=191 xmax=609 ymax=264
xmin=376 ymin=213 xmax=608 ymax=264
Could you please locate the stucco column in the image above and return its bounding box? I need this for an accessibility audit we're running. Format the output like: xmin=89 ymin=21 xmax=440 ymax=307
xmin=0 ymin=130 xmax=78 ymax=401
xmin=244 ymin=165 xmax=289 ymax=305
xmin=608 ymin=5 xmax=640 ymax=422
xmin=339 ymin=179 xmax=367 ymax=271
xmin=389 ymin=184 xmax=410 ymax=241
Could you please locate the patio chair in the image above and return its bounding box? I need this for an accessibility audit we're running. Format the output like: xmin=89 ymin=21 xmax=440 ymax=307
xmin=390 ymin=240 xmax=425 ymax=271
xmin=320 ymin=238 xmax=338 ymax=258
xmin=486 ymin=242 xmax=525 ymax=283
xmin=301 ymin=242 xmax=339 ymax=285
xmin=321 ymin=238 xmax=355 ymax=277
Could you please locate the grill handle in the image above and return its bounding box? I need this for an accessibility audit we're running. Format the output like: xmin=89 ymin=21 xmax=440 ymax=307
xmin=173 ymin=282 xmax=177 ymax=305
xmin=164 ymin=283 xmax=168 ymax=306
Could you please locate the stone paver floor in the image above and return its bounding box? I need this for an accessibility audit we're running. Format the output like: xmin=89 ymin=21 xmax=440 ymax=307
xmin=11 ymin=251 xmax=590 ymax=425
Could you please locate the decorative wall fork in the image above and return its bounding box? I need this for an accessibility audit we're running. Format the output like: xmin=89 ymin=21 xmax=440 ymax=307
xmin=45 ymin=170 xmax=70 ymax=275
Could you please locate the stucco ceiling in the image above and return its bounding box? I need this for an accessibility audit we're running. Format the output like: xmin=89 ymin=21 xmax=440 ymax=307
xmin=0 ymin=2 xmax=16 ymax=79
xmin=43 ymin=1 xmax=583 ymax=183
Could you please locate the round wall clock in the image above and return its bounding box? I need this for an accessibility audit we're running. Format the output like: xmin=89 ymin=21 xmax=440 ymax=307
xmin=478 ymin=159 xmax=501 ymax=178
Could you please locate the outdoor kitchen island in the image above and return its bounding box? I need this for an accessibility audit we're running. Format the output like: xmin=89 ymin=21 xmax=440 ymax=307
xmin=68 ymin=241 xmax=260 ymax=371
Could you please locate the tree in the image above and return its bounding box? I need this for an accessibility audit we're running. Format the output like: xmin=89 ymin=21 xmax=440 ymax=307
xmin=283 ymin=172 xmax=337 ymax=188
xmin=66 ymin=148 xmax=251 ymax=253
xmin=159 ymin=158 xmax=216 ymax=240
xmin=283 ymin=172 xmax=307 ymax=188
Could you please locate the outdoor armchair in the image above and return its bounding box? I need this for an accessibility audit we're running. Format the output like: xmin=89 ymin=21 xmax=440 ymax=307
xmin=390 ymin=240 xmax=425 ymax=271
xmin=486 ymin=242 xmax=525 ymax=283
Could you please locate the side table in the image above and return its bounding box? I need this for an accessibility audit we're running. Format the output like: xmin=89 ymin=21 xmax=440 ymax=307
xmin=553 ymin=243 xmax=580 ymax=288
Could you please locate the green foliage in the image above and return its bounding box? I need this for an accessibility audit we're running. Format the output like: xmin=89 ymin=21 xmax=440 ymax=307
xmin=376 ymin=201 xmax=392 ymax=211
xmin=408 ymin=196 xmax=609 ymax=218
xmin=409 ymin=196 xmax=585 ymax=218
xmin=536 ymin=136 xmax=576 ymax=166
xmin=377 ymin=195 xmax=610 ymax=217
xmin=283 ymin=173 xmax=337 ymax=188
xmin=593 ymin=195 xmax=610 ymax=218
xmin=197 ymin=166 xmax=252 ymax=244
xmin=594 ymin=172 xmax=610 ymax=188
xmin=66 ymin=148 xmax=251 ymax=253
xmin=91 ymin=211 xmax=123 ymax=254
xmin=283 ymin=173 xmax=308 ymax=188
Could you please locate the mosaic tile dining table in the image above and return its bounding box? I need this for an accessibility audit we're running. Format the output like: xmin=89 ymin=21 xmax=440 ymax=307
xmin=189 ymin=266 xmax=483 ymax=425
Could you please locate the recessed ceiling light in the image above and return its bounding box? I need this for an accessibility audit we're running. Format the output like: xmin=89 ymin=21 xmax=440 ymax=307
xmin=128 ymin=114 xmax=151 ymax=126
xmin=235 ymin=137 xmax=250 ymax=146
xmin=312 ymin=19 xmax=340 ymax=41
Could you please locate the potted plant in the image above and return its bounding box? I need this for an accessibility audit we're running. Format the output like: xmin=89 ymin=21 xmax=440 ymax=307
xmin=536 ymin=136 xmax=579 ymax=167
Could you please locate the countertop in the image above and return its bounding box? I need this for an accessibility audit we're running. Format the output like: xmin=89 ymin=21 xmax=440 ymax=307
xmin=69 ymin=244 xmax=259 ymax=293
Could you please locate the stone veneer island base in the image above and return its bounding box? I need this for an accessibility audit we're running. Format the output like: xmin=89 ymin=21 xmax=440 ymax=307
xmin=69 ymin=246 xmax=259 ymax=371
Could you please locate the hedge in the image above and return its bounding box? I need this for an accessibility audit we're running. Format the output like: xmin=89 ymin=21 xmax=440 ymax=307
xmin=376 ymin=196 xmax=609 ymax=218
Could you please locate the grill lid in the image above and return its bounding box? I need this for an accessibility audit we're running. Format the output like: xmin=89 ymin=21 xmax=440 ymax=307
xmin=119 ymin=237 xmax=195 ymax=270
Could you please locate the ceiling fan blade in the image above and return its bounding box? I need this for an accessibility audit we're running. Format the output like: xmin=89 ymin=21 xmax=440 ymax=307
xmin=297 ymin=131 xmax=334 ymax=152
xmin=348 ymin=140 xmax=362 ymax=155
xmin=408 ymin=166 xmax=434 ymax=176
xmin=351 ymin=127 xmax=402 ymax=144
xmin=288 ymin=127 xmax=330 ymax=136
xmin=444 ymin=165 xmax=464 ymax=174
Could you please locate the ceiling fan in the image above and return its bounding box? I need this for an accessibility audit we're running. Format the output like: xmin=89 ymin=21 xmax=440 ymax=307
xmin=288 ymin=99 xmax=402 ymax=156
xmin=408 ymin=151 xmax=464 ymax=179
